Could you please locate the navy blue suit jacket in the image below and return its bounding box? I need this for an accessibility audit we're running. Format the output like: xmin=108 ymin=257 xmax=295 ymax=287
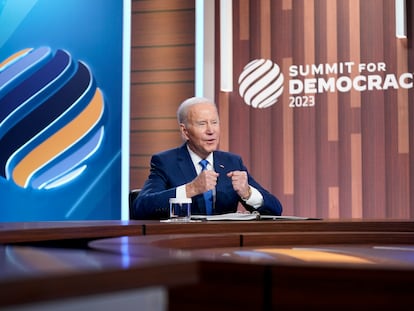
xmin=133 ymin=144 xmax=283 ymax=220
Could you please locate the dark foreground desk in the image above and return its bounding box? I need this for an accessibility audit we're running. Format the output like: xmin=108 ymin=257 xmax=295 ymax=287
xmin=1 ymin=220 xmax=414 ymax=310
xmin=90 ymin=232 xmax=414 ymax=311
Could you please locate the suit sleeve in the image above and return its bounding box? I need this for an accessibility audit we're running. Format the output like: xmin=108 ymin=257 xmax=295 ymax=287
xmin=240 ymin=158 xmax=283 ymax=216
xmin=132 ymin=154 xmax=176 ymax=219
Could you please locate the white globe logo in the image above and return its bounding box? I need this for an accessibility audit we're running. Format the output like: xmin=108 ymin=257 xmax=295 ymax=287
xmin=238 ymin=59 xmax=284 ymax=108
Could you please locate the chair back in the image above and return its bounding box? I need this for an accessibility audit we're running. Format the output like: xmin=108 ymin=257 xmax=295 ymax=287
xmin=128 ymin=189 xmax=141 ymax=219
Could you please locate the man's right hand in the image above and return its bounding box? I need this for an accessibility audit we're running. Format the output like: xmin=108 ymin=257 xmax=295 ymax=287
xmin=186 ymin=170 xmax=219 ymax=197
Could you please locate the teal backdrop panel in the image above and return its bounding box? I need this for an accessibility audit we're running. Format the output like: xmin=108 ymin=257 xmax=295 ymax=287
xmin=0 ymin=0 xmax=125 ymax=221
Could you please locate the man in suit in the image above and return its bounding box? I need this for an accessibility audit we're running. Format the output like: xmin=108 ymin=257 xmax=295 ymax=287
xmin=133 ymin=97 xmax=283 ymax=220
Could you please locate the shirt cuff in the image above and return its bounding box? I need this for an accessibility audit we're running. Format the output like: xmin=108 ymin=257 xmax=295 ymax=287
xmin=176 ymin=185 xmax=188 ymax=199
xmin=243 ymin=186 xmax=263 ymax=208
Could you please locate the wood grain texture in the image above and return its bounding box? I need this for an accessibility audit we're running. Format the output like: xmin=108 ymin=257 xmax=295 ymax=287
xmin=130 ymin=0 xmax=414 ymax=220
xmin=225 ymin=0 xmax=413 ymax=219
xmin=129 ymin=0 xmax=195 ymax=190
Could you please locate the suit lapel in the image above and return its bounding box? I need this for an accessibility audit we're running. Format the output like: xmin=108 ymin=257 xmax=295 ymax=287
xmin=213 ymin=152 xmax=227 ymax=175
xmin=177 ymin=144 xmax=197 ymax=181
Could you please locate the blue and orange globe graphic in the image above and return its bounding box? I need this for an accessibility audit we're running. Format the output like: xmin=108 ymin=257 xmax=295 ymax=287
xmin=0 ymin=47 xmax=105 ymax=190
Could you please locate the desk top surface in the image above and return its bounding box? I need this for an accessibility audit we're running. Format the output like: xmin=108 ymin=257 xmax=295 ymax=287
xmin=89 ymin=234 xmax=414 ymax=269
xmin=1 ymin=218 xmax=414 ymax=244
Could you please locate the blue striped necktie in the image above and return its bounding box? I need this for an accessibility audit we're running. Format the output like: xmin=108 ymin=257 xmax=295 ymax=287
xmin=199 ymin=159 xmax=213 ymax=215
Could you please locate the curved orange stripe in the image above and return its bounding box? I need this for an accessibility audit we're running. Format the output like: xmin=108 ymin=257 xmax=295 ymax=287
xmin=12 ymin=88 xmax=104 ymax=187
xmin=255 ymin=248 xmax=374 ymax=264
xmin=0 ymin=48 xmax=32 ymax=69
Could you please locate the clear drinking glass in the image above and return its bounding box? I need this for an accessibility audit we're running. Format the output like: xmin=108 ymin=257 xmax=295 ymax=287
xmin=169 ymin=198 xmax=192 ymax=222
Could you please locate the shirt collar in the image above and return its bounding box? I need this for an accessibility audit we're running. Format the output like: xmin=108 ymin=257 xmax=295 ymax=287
xmin=186 ymin=144 xmax=214 ymax=170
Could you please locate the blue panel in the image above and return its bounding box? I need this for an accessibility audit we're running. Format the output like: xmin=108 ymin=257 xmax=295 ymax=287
xmin=0 ymin=0 xmax=124 ymax=221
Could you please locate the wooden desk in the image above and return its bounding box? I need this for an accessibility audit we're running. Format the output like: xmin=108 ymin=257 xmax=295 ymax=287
xmin=1 ymin=220 xmax=414 ymax=310
xmin=2 ymin=219 xmax=414 ymax=244
xmin=89 ymin=231 xmax=414 ymax=310
xmin=0 ymin=220 xmax=146 ymax=244
xmin=141 ymin=218 xmax=414 ymax=235
xmin=0 ymin=244 xmax=199 ymax=308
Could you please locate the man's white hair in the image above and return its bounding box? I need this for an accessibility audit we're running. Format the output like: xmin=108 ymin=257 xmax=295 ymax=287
xmin=177 ymin=97 xmax=216 ymax=125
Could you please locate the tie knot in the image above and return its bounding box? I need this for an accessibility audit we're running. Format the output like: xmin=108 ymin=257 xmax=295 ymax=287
xmin=199 ymin=159 xmax=209 ymax=170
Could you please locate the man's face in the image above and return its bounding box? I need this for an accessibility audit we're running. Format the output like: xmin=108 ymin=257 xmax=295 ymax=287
xmin=180 ymin=102 xmax=220 ymax=158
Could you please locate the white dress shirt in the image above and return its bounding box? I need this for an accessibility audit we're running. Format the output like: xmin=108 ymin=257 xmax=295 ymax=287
xmin=176 ymin=146 xmax=263 ymax=208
